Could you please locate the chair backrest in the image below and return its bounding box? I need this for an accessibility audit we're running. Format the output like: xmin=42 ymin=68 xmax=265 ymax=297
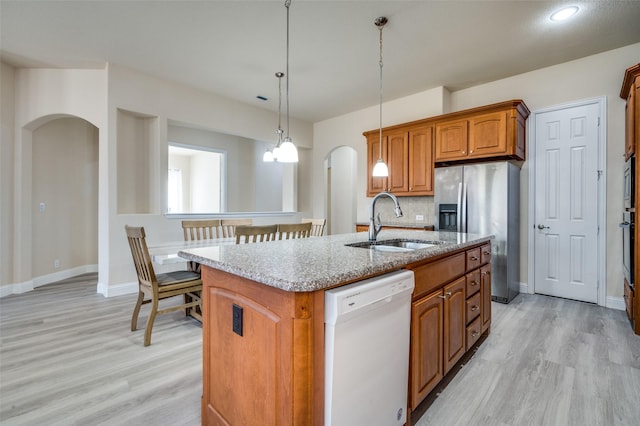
xmin=182 ymin=219 xmax=222 ymax=241
xmin=301 ymin=218 xmax=326 ymax=237
xmin=278 ymin=222 xmax=312 ymax=240
xmin=125 ymin=225 xmax=157 ymax=288
xmin=221 ymin=219 xmax=253 ymax=238
xmin=235 ymin=224 xmax=278 ymax=244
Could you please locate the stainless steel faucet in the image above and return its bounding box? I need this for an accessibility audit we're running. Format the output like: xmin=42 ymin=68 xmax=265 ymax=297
xmin=369 ymin=191 xmax=403 ymax=241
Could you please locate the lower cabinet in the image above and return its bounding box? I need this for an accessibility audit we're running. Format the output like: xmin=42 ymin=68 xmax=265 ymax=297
xmin=408 ymin=243 xmax=492 ymax=412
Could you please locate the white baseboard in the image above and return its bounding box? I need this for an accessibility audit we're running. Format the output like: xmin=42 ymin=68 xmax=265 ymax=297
xmin=519 ymin=281 xmax=530 ymax=294
xmin=101 ymin=281 xmax=138 ymax=298
xmin=0 ymin=265 xmax=98 ymax=298
xmin=606 ymin=296 xmax=626 ymax=311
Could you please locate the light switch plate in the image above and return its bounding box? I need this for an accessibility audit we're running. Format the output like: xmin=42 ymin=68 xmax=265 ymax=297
xmin=415 ymin=215 xmax=424 ymax=221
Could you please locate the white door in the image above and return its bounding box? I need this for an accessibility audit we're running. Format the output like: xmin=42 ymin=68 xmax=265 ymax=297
xmin=533 ymin=102 xmax=600 ymax=303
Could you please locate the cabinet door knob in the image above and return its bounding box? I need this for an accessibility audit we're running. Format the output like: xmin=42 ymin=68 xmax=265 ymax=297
xmin=470 ymin=280 xmax=478 ymax=286
xmin=471 ymin=331 xmax=479 ymax=338
xmin=483 ymin=251 xmax=490 ymax=255
xmin=470 ymin=256 xmax=479 ymax=261
xmin=471 ymin=305 xmax=479 ymax=311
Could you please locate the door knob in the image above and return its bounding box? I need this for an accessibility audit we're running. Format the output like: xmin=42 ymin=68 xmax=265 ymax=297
xmin=537 ymin=224 xmax=550 ymax=230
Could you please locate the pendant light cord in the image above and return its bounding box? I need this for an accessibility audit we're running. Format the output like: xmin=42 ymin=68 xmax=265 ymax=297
xmin=285 ymin=0 xmax=291 ymax=139
xmin=378 ymin=22 xmax=384 ymax=160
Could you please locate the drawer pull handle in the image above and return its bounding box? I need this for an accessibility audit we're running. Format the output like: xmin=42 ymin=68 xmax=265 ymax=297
xmin=470 ymin=256 xmax=479 ymax=261
xmin=471 ymin=305 xmax=479 ymax=311
xmin=470 ymin=280 xmax=478 ymax=286
xmin=438 ymin=291 xmax=453 ymax=299
xmin=483 ymin=251 xmax=490 ymax=255
xmin=471 ymin=331 xmax=479 ymax=338
xmin=482 ymin=271 xmax=490 ymax=276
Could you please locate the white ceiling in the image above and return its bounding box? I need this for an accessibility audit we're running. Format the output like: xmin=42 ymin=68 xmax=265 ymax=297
xmin=2 ymin=1 xmax=640 ymax=123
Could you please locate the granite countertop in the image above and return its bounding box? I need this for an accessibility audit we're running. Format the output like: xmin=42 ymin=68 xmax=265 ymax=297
xmin=179 ymin=230 xmax=493 ymax=293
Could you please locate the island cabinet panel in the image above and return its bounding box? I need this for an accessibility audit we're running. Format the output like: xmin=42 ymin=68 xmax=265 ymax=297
xmin=481 ymin=264 xmax=492 ymax=332
xmin=408 ymin=242 xmax=492 ymax=413
xmin=410 ymin=290 xmax=444 ymax=409
xmin=201 ymin=267 xmax=325 ymax=426
xmin=443 ymin=277 xmax=467 ymax=373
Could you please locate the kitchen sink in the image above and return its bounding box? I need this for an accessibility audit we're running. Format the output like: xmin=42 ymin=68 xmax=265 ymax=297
xmin=345 ymin=239 xmax=447 ymax=252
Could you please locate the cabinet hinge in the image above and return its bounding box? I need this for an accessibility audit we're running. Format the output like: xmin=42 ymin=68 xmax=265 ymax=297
xmin=597 ymin=117 xmax=600 ymax=126
xmin=597 ymin=170 xmax=603 ymax=180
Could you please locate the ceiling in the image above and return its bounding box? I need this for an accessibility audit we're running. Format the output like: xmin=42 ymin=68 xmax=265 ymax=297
xmin=2 ymin=1 xmax=640 ymax=123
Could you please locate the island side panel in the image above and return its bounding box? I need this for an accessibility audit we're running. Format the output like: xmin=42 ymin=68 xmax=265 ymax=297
xmin=201 ymin=266 xmax=324 ymax=426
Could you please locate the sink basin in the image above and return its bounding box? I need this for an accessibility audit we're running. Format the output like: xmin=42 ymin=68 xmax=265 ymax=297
xmin=346 ymin=239 xmax=447 ymax=252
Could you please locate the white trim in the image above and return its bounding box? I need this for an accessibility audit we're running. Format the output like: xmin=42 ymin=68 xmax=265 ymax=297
xmin=527 ymin=97 xmax=607 ymax=306
xmin=32 ymin=264 xmax=98 ymax=288
xmin=606 ymin=296 xmax=626 ymax=311
xmin=100 ymin=281 xmax=138 ymax=298
xmin=519 ymin=281 xmax=530 ymax=295
xmin=0 ymin=264 xmax=99 ymax=298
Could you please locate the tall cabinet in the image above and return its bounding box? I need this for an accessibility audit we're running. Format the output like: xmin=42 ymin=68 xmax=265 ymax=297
xmin=620 ymin=63 xmax=640 ymax=335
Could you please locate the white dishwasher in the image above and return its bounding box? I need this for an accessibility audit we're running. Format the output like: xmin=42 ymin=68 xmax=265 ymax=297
xmin=324 ymin=269 xmax=415 ymax=426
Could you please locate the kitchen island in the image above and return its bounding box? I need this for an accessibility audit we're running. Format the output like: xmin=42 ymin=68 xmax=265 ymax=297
xmin=180 ymin=229 xmax=493 ymax=425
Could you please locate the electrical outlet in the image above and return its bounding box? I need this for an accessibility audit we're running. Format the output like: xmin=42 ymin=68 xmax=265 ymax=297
xmin=415 ymin=215 xmax=424 ymax=221
xmin=39 ymin=203 xmax=45 ymax=212
xmin=54 ymin=259 xmax=60 ymax=269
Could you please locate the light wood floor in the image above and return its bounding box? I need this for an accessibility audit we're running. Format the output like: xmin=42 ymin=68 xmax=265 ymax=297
xmin=1 ymin=274 xmax=639 ymax=425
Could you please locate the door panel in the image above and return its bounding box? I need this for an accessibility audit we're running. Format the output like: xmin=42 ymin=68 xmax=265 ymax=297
xmin=534 ymin=103 xmax=599 ymax=303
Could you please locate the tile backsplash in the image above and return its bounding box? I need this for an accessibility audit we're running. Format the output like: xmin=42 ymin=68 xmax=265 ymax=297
xmin=367 ymin=196 xmax=435 ymax=226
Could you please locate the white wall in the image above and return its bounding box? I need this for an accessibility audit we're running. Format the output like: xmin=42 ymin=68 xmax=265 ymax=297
xmin=1 ymin=62 xmax=16 ymax=288
xmin=312 ymin=42 xmax=640 ymax=299
xmin=328 ymin=146 xmax=357 ymax=234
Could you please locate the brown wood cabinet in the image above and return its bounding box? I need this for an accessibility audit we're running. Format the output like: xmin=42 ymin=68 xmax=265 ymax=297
xmin=434 ymin=101 xmax=528 ymax=163
xmin=365 ymin=100 xmax=529 ymax=196
xmin=621 ymin=63 xmax=640 ymax=159
xmin=366 ymin=125 xmax=434 ymax=196
xmin=621 ymin=64 xmax=640 ymax=335
xmin=407 ymin=242 xmax=491 ymax=411
xmin=201 ymin=267 xmax=325 ymax=426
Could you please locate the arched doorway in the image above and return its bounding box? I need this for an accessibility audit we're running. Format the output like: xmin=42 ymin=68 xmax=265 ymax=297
xmin=30 ymin=117 xmax=98 ymax=284
xmin=325 ymin=146 xmax=357 ymax=235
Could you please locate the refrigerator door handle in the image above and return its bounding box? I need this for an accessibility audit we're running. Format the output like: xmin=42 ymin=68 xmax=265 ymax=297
xmin=461 ymin=183 xmax=467 ymax=233
xmin=456 ymin=182 xmax=463 ymax=232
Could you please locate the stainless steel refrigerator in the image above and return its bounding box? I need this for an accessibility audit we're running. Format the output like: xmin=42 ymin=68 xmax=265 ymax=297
xmin=434 ymin=161 xmax=520 ymax=303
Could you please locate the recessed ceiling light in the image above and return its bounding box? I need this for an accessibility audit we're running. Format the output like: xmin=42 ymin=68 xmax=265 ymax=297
xmin=550 ymin=6 xmax=579 ymax=21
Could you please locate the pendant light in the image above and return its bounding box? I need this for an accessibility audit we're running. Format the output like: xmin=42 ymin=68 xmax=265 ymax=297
xmin=264 ymin=71 xmax=285 ymax=162
xmin=371 ymin=16 xmax=389 ymax=177
xmin=277 ymin=0 xmax=299 ymax=163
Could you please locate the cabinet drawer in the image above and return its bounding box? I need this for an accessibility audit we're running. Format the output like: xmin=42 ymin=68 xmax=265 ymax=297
xmin=480 ymin=243 xmax=491 ymax=265
xmin=466 ymin=317 xmax=482 ymax=351
xmin=466 ymin=269 xmax=480 ymax=297
xmin=466 ymin=292 xmax=481 ymax=324
xmin=466 ymin=247 xmax=481 ymax=271
xmin=413 ymin=252 xmax=466 ymax=299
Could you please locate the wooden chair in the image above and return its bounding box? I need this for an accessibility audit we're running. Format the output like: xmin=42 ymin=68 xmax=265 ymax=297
xmin=181 ymin=219 xmax=222 ymax=272
xmin=182 ymin=219 xmax=222 ymax=241
xmin=221 ymin=219 xmax=253 ymax=238
xmin=235 ymin=224 xmax=278 ymax=244
xmin=301 ymin=218 xmax=326 ymax=237
xmin=278 ymin=222 xmax=312 ymax=240
xmin=125 ymin=225 xmax=202 ymax=346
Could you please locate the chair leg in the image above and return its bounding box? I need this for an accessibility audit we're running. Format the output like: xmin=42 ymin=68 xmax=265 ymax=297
xmin=144 ymin=298 xmax=159 ymax=346
xmin=184 ymin=293 xmax=192 ymax=317
xmin=131 ymin=290 xmax=144 ymax=331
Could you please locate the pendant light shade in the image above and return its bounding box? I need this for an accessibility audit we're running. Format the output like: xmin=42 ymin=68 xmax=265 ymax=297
xmin=372 ymin=158 xmax=389 ymax=177
xmin=372 ymin=16 xmax=389 ymax=178
xmin=263 ymin=150 xmax=274 ymax=162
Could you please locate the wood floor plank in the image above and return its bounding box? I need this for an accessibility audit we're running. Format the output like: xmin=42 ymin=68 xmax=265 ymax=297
xmin=2 ymin=275 xmax=640 ymax=425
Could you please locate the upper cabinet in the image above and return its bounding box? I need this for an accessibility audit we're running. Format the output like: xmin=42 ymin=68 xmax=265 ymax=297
xmin=365 ymin=100 xmax=529 ymax=197
xmin=434 ymin=101 xmax=529 ymax=164
xmin=365 ymin=125 xmax=434 ymax=197
xmin=621 ymin=63 xmax=640 ymax=160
